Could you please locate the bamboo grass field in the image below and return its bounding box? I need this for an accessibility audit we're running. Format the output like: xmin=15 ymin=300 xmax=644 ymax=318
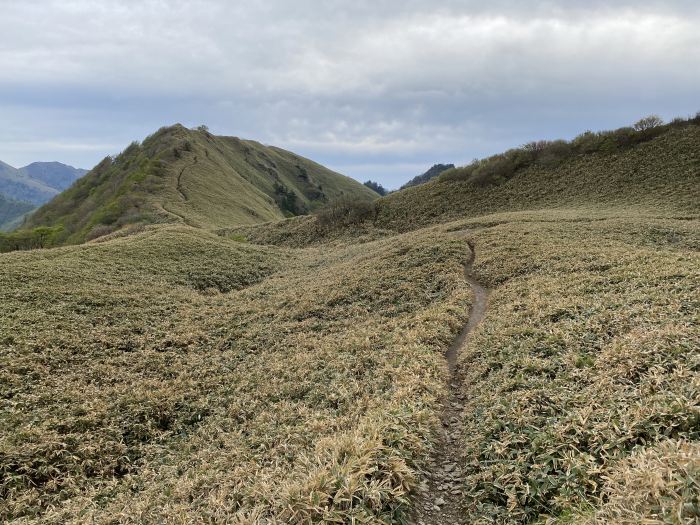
xmin=1 ymin=118 xmax=699 ymax=524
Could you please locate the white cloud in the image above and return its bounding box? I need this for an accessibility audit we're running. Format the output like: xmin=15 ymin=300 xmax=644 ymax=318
xmin=0 ymin=0 xmax=698 ymax=185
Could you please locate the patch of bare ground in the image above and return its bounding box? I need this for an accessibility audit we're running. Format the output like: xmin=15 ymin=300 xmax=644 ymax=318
xmin=413 ymin=241 xmax=491 ymax=525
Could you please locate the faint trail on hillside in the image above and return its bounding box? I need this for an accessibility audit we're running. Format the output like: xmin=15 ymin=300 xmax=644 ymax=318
xmin=445 ymin=243 xmax=489 ymax=374
xmin=412 ymin=241 xmax=490 ymax=525
xmin=176 ymin=156 xmax=198 ymax=201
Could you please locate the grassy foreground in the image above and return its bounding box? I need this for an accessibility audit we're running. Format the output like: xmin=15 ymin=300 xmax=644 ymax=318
xmin=2 ymin=207 xmax=697 ymax=524
xmin=452 ymin=211 xmax=699 ymax=524
xmin=1 ymin=223 xmax=472 ymax=523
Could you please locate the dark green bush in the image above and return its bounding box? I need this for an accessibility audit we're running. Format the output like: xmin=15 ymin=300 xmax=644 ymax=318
xmin=438 ymin=164 xmax=477 ymax=183
xmin=274 ymin=182 xmax=307 ymax=216
xmin=315 ymin=198 xmax=377 ymax=230
xmin=470 ymin=155 xmax=517 ymax=186
xmin=364 ymin=180 xmax=388 ymax=196
xmin=535 ymin=140 xmax=574 ymax=167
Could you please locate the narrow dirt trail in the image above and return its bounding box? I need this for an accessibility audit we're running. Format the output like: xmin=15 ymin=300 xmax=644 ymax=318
xmin=176 ymin=155 xmax=198 ymax=201
xmin=412 ymin=241 xmax=490 ymax=525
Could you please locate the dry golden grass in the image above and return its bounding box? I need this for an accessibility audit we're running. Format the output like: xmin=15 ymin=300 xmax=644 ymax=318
xmin=579 ymin=440 xmax=699 ymax=525
xmin=2 ymin=113 xmax=699 ymax=525
xmin=1 ymin=223 xmax=473 ymax=523
xmin=443 ymin=211 xmax=699 ymax=524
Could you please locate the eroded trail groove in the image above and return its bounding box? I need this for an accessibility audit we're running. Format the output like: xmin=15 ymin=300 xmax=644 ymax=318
xmin=176 ymin=155 xmax=198 ymax=201
xmin=413 ymin=241 xmax=491 ymax=525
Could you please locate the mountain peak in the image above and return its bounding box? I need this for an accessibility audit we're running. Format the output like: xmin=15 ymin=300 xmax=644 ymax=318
xmin=22 ymin=126 xmax=377 ymax=244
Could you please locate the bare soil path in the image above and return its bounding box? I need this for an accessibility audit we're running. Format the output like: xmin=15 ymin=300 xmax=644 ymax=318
xmin=412 ymin=241 xmax=490 ymax=525
xmin=176 ymin=155 xmax=198 ymax=201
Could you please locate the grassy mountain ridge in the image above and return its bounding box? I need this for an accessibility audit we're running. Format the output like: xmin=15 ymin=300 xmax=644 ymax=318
xmin=21 ymin=125 xmax=377 ymax=245
xmin=231 ymin=119 xmax=700 ymax=246
xmin=376 ymin=123 xmax=700 ymax=231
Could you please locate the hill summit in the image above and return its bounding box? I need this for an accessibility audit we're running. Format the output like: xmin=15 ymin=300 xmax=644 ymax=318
xmin=23 ymin=125 xmax=378 ymax=244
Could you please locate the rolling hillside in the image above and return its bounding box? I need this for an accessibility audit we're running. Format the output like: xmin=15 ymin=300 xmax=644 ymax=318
xmin=21 ymin=125 xmax=377 ymax=245
xmin=1 ymin=116 xmax=698 ymax=524
xmin=233 ymin=117 xmax=700 ymax=246
xmin=376 ymin=122 xmax=700 ymax=231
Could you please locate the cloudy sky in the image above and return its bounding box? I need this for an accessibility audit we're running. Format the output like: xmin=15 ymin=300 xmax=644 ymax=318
xmin=1 ymin=1 xmax=699 ymax=188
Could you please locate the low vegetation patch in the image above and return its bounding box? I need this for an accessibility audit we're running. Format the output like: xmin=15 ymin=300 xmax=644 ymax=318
xmin=580 ymin=440 xmax=699 ymax=525
xmin=449 ymin=212 xmax=699 ymax=524
xmin=0 ymin=226 xmax=65 ymax=253
xmin=315 ymin=197 xmax=378 ymax=231
xmin=0 ymin=223 xmax=472 ymax=523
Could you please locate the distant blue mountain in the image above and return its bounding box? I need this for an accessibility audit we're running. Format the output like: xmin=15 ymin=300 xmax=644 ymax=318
xmin=20 ymin=162 xmax=88 ymax=192
xmin=0 ymin=160 xmax=87 ymax=205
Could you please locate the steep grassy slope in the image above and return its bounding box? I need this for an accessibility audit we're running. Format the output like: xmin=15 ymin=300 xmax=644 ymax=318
xmin=22 ymin=125 xmax=377 ymax=244
xmin=0 ymin=193 xmax=34 ymax=231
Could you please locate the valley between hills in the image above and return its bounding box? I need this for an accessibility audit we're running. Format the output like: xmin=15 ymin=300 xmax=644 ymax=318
xmin=1 ymin=118 xmax=698 ymax=524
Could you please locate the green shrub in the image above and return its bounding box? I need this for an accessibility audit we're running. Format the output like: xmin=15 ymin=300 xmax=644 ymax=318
xmin=633 ymin=114 xmax=664 ymax=132
xmin=315 ymin=198 xmax=378 ymax=230
xmin=471 ymin=155 xmax=517 ymax=185
xmin=439 ymin=164 xmax=477 ymax=183
xmin=536 ymin=140 xmax=574 ymax=167
xmin=0 ymin=226 xmax=65 ymax=253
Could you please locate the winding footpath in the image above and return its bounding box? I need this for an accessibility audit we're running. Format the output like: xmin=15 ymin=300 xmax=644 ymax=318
xmin=176 ymin=155 xmax=198 ymax=202
xmin=413 ymin=241 xmax=491 ymax=525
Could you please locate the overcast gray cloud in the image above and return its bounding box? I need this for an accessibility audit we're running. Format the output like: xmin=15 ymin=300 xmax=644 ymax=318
xmin=1 ymin=0 xmax=698 ymax=188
